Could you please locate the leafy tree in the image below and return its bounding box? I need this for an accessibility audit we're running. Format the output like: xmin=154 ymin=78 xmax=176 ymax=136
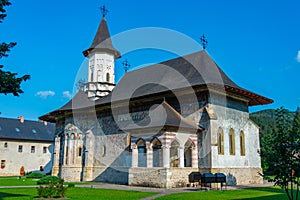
xmin=0 ymin=0 xmax=30 ymax=96
xmin=250 ymin=109 xmax=295 ymax=172
xmin=262 ymin=107 xmax=300 ymax=200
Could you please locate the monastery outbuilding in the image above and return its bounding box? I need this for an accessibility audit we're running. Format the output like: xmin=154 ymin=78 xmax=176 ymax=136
xmin=0 ymin=117 xmax=55 ymax=176
xmin=40 ymin=12 xmax=273 ymax=188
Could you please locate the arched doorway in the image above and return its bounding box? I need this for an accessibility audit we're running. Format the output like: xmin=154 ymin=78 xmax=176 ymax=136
xmin=184 ymin=139 xmax=195 ymax=167
xmin=20 ymin=166 xmax=25 ymax=176
xmin=170 ymin=140 xmax=180 ymax=167
xmin=151 ymin=138 xmax=162 ymax=167
xmin=137 ymin=139 xmax=146 ymax=167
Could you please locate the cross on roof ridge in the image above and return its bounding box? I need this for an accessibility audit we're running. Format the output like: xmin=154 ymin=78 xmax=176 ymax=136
xmin=122 ymin=59 xmax=131 ymax=73
xmin=200 ymin=35 xmax=208 ymax=50
xmin=100 ymin=5 xmax=108 ymax=18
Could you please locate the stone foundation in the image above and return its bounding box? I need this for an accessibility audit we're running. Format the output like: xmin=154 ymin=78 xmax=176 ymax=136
xmin=52 ymin=166 xmax=59 ymax=176
xmin=129 ymin=167 xmax=263 ymax=188
xmin=200 ymin=167 xmax=263 ymax=185
xmin=91 ymin=166 xmax=129 ymax=184
xmin=60 ymin=166 xmax=82 ymax=182
xmin=129 ymin=167 xmax=199 ymax=188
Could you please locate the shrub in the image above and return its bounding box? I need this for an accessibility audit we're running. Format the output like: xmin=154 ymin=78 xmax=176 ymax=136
xmin=36 ymin=179 xmax=67 ymax=198
xmin=37 ymin=175 xmax=61 ymax=185
xmin=67 ymin=182 xmax=75 ymax=188
xmin=26 ymin=172 xmax=44 ymax=179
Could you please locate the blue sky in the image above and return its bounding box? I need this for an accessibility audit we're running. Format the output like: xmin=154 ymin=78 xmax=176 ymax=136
xmin=0 ymin=0 xmax=300 ymax=120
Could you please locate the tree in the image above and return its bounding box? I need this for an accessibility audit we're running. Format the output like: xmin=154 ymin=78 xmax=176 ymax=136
xmin=0 ymin=0 xmax=30 ymax=96
xmin=262 ymin=107 xmax=300 ymax=200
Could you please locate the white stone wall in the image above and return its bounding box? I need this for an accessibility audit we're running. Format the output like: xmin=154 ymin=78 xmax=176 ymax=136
xmin=0 ymin=140 xmax=53 ymax=176
xmin=209 ymin=104 xmax=261 ymax=169
xmin=88 ymin=52 xmax=115 ymax=83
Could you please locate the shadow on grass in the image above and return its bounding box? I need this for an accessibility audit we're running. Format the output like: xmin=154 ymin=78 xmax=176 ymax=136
xmin=234 ymin=187 xmax=288 ymax=200
xmin=0 ymin=192 xmax=30 ymax=199
xmin=236 ymin=194 xmax=287 ymax=200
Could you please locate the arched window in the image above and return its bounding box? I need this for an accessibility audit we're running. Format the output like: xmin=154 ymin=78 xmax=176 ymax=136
xmin=217 ymin=128 xmax=224 ymax=155
xmin=151 ymin=138 xmax=162 ymax=167
xmin=240 ymin=131 xmax=245 ymax=156
xmin=137 ymin=139 xmax=146 ymax=167
xmin=229 ymin=128 xmax=235 ymax=155
xmin=170 ymin=140 xmax=180 ymax=167
xmin=101 ymin=145 xmax=106 ymax=157
xmin=106 ymin=73 xmax=110 ymax=82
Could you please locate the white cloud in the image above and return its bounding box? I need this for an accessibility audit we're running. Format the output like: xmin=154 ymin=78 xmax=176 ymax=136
xmin=35 ymin=91 xmax=55 ymax=99
xmin=62 ymin=91 xmax=72 ymax=99
xmin=297 ymin=51 xmax=300 ymax=63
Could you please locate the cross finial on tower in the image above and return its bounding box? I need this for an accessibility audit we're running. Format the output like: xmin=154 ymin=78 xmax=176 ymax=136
xmin=122 ymin=59 xmax=131 ymax=73
xmin=100 ymin=5 xmax=108 ymax=18
xmin=200 ymin=34 xmax=208 ymax=50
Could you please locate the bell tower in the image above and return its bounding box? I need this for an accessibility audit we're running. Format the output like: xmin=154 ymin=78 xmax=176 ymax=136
xmin=83 ymin=6 xmax=121 ymax=100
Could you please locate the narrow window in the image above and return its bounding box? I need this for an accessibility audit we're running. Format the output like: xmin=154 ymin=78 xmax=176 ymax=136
xmin=78 ymin=147 xmax=82 ymax=157
xmin=217 ymin=128 xmax=224 ymax=155
xmin=229 ymin=129 xmax=235 ymax=155
xmin=43 ymin=147 xmax=47 ymax=154
xmin=31 ymin=146 xmax=35 ymax=153
xmin=18 ymin=145 xmax=23 ymax=153
xmin=1 ymin=160 xmax=5 ymax=169
xmin=4 ymin=142 xmax=8 ymax=148
xmin=106 ymin=73 xmax=110 ymax=82
xmin=90 ymin=71 xmax=94 ymax=82
xmin=101 ymin=146 xmax=106 ymax=157
xmin=240 ymin=131 xmax=245 ymax=156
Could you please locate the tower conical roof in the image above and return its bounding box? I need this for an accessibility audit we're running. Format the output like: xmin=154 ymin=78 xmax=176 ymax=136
xmin=83 ymin=17 xmax=121 ymax=58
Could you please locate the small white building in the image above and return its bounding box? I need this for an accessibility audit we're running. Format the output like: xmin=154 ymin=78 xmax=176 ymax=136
xmin=0 ymin=116 xmax=55 ymax=176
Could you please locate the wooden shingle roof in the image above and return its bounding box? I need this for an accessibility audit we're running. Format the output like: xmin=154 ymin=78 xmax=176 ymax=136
xmin=39 ymin=50 xmax=273 ymax=122
xmin=82 ymin=17 xmax=120 ymax=58
xmin=124 ymin=101 xmax=203 ymax=133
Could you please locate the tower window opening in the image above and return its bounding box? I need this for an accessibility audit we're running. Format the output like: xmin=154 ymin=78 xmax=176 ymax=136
xmin=106 ymin=73 xmax=110 ymax=82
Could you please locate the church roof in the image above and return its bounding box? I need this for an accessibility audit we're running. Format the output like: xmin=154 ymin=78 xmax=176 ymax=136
xmin=82 ymin=17 xmax=121 ymax=58
xmin=93 ymin=50 xmax=273 ymax=105
xmin=39 ymin=50 xmax=273 ymax=122
xmin=0 ymin=117 xmax=55 ymax=142
xmin=124 ymin=101 xmax=203 ymax=134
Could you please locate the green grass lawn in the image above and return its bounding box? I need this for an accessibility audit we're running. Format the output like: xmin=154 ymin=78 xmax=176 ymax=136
xmin=157 ymin=187 xmax=289 ymax=200
xmin=0 ymin=187 xmax=157 ymax=200
xmin=0 ymin=177 xmax=37 ymax=186
xmin=0 ymin=177 xmax=295 ymax=200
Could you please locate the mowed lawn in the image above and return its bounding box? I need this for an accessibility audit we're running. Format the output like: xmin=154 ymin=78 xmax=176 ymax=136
xmin=0 ymin=177 xmax=294 ymax=200
xmin=158 ymin=187 xmax=289 ymax=200
xmin=0 ymin=176 xmax=37 ymax=186
xmin=0 ymin=187 xmax=157 ymax=200
xmin=0 ymin=187 xmax=293 ymax=200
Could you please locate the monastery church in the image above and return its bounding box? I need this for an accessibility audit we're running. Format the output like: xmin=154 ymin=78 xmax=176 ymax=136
xmin=40 ymin=12 xmax=273 ymax=188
